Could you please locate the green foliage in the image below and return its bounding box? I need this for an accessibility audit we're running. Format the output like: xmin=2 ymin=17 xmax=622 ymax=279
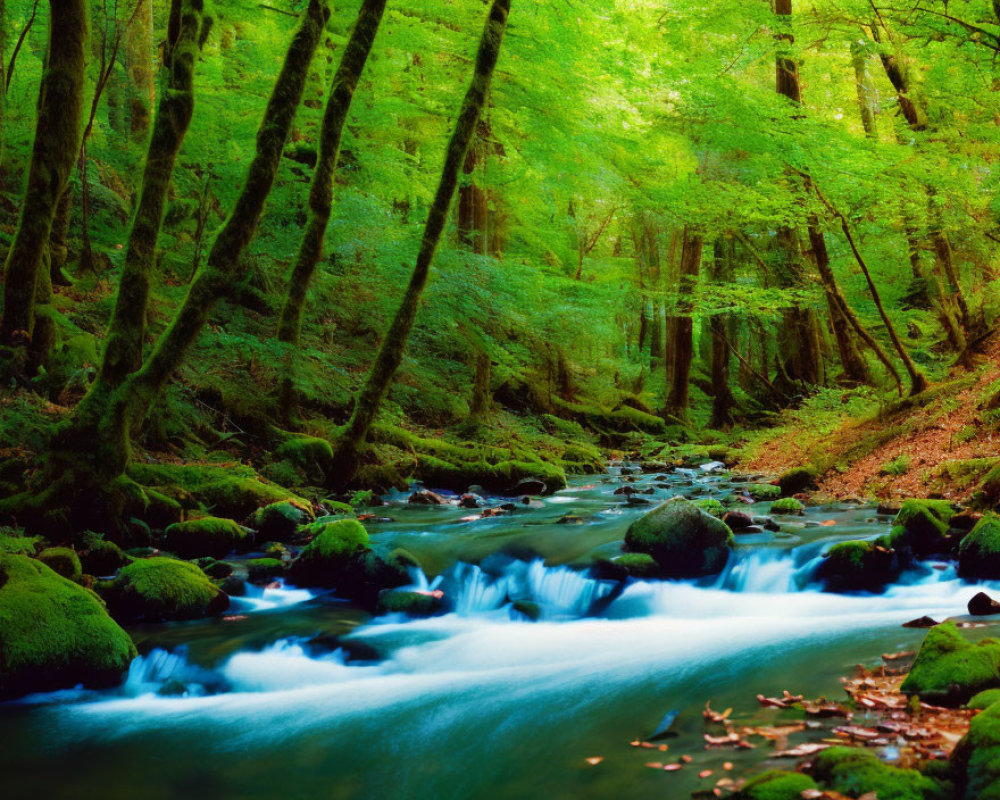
xmin=881 ymin=454 xmax=912 ymax=476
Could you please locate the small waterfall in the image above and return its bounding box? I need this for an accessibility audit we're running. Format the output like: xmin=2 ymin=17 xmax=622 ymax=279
xmin=230 ymin=579 xmax=315 ymax=613
xmin=123 ymin=648 xmax=192 ymax=696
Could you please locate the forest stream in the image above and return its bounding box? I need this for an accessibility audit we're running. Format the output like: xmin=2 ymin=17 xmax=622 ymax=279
xmin=1 ymin=465 xmax=984 ymax=799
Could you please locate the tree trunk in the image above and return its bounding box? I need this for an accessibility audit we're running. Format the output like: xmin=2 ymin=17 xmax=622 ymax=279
xmin=773 ymin=0 xmax=823 ymax=387
xmin=0 ymin=0 xmax=87 ymax=352
xmin=49 ymin=188 xmax=73 ymax=286
xmin=18 ymin=0 xmax=321 ymax=532
xmin=664 ymin=228 xmax=701 ymax=422
xmin=850 ymin=41 xmax=877 ymax=139
xmin=708 ymin=238 xmax=737 ymax=429
xmin=95 ymin=0 xmax=206 ymax=391
xmin=806 ymin=217 xmax=870 ymax=385
xmin=330 ymin=0 xmax=512 ymax=490
xmin=126 ymin=0 xmax=155 ymax=141
xmin=457 ymin=119 xmax=490 ymax=255
xmin=275 ymin=0 xmax=387 ymax=422
xmin=470 ymin=350 xmax=492 ymax=418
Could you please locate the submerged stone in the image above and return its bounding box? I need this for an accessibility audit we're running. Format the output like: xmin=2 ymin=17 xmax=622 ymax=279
xmin=376 ymin=589 xmax=443 ymax=617
xmin=968 ymin=591 xmax=1000 ymax=616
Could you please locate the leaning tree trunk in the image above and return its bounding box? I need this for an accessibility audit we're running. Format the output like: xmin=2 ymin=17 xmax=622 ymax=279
xmin=13 ymin=0 xmax=321 ymax=533
xmin=49 ymin=188 xmax=73 ymax=286
xmin=773 ymin=0 xmax=823 ymax=387
xmin=664 ymin=228 xmax=701 ymax=422
xmin=276 ymin=0 xmax=387 ymax=423
xmin=329 ymin=0 xmax=512 ymax=490
xmin=0 ymin=0 xmax=87 ymax=356
xmin=92 ymin=0 xmax=206 ymax=394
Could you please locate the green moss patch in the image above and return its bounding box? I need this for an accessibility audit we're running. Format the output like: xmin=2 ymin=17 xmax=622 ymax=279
xmin=891 ymin=499 xmax=957 ymax=557
xmin=734 ymin=770 xmax=818 ymax=800
xmin=809 ymin=746 xmax=951 ymax=800
xmin=101 ymin=557 xmax=229 ymax=622
xmin=0 ymin=554 xmax=136 ymax=699
xmin=901 ymin=621 xmax=1000 ymax=706
xmin=770 ymin=497 xmax=804 ymax=515
xmin=959 ymin=513 xmax=1000 ymax=579
xmin=288 ymin=519 xmax=370 ymax=588
xmin=36 ymin=547 xmax=82 ymax=582
xmin=164 ymin=516 xmax=249 ymax=559
xmin=818 ymin=540 xmax=899 ymax=592
xmin=624 ymin=498 xmax=734 ymax=578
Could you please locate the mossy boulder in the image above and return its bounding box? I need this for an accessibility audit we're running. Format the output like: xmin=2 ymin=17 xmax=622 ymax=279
xmin=624 ymin=498 xmax=734 ymax=578
xmin=101 ymin=557 xmax=230 ymax=623
xmin=959 ymin=513 xmax=1000 ymax=579
xmin=245 ymin=558 xmax=284 ymax=583
xmin=0 ymin=554 xmax=136 ymax=699
xmin=810 ymin=746 xmax=951 ymax=800
xmin=694 ymin=497 xmax=726 ymax=517
xmin=36 ymin=547 xmax=82 ymax=582
xmin=776 ymin=466 xmax=817 ymax=497
xmin=968 ymin=688 xmax=1000 ymax=710
xmin=901 ymin=621 xmax=1000 ymax=706
xmin=817 ymin=540 xmax=899 ymax=592
xmin=614 ymin=553 xmax=661 ymax=579
xmin=287 ymin=519 xmax=370 ymax=588
xmin=79 ymin=533 xmax=128 ymax=576
xmin=376 ymin=589 xmax=443 ymax=617
xmin=770 ymin=497 xmax=804 ymax=516
xmin=746 ymin=483 xmax=781 ymax=502
xmin=164 ymin=516 xmax=249 ymax=559
xmin=952 ymin=696 xmax=1000 ymax=799
xmin=891 ymin=499 xmax=958 ymax=557
xmin=733 ymin=770 xmax=818 ymax=800
xmin=560 ymin=444 xmax=604 ymax=475
xmin=275 ymin=436 xmax=334 ymax=482
xmin=250 ymin=499 xmax=314 ymax=541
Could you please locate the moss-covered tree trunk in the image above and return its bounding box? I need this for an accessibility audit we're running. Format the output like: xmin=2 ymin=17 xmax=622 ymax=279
xmin=664 ymin=228 xmax=701 ymax=422
xmin=276 ymin=0 xmax=387 ymax=422
xmin=0 ymin=0 xmax=87 ymax=353
xmin=49 ymin=188 xmax=72 ymax=286
xmin=12 ymin=0 xmax=323 ymax=531
xmin=329 ymin=0 xmax=511 ymax=490
xmin=125 ymin=0 xmax=155 ymax=141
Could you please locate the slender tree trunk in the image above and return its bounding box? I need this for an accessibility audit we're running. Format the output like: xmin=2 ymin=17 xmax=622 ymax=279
xmin=850 ymin=41 xmax=877 ymax=139
xmin=664 ymin=228 xmax=701 ymax=422
xmin=708 ymin=237 xmax=737 ymax=429
xmin=0 ymin=0 xmax=6 ymax=175
xmin=125 ymin=0 xmax=155 ymax=141
xmin=330 ymin=0 xmax=512 ymax=489
xmin=0 ymin=0 xmax=87 ymax=353
xmin=806 ymin=217 xmax=870 ymax=385
xmin=457 ymin=118 xmax=490 ymax=255
xmin=470 ymin=350 xmax=491 ymax=417
xmin=275 ymin=0 xmax=387 ymax=423
xmin=97 ymin=0 xmax=205 ymax=390
xmin=773 ymin=0 xmax=823 ymax=387
xmin=646 ymin=222 xmax=663 ymax=366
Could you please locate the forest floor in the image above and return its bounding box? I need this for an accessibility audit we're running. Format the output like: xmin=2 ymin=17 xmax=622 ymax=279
xmin=739 ymin=334 xmax=1000 ymax=503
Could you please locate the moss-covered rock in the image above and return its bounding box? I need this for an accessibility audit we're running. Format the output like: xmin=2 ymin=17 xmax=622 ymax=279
xmin=959 ymin=513 xmax=1000 ymax=580
xmin=0 ymin=554 xmax=136 ymax=699
xmin=900 ymin=621 xmax=1000 ymax=705
xmin=376 ymin=589 xmax=443 ymax=617
xmin=694 ymin=497 xmax=726 ymax=517
xmin=746 ymin=483 xmax=781 ymax=502
xmin=968 ymin=688 xmax=1000 ymax=710
xmin=817 ymin=540 xmax=899 ymax=592
xmin=36 ymin=547 xmax=82 ymax=582
xmin=129 ymin=462 xmax=302 ymax=520
xmin=776 ymin=466 xmax=817 ymax=497
xmin=890 ymin=499 xmax=958 ymax=557
xmin=733 ymin=770 xmax=818 ymax=800
xmin=952 ymin=696 xmax=1000 ymax=799
xmin=245 ymin=558 xmax=284 ymax=583
xmin=101 ymin=557 xmax=229 ymax=622
xmin=250 ymin=499 xmax=314 ymax=541
xmin=613 ymin=553 xmax=661 ymax=578
xmin=78 ymin=533 xmax=128 ymax=576
xmin=810 ymin=746 xmax=951 ymax=800
xmin=770 ymin=497 xmax=804 ymax=516
xmin=287 ymin=519 xmax=370 ymax=588
xmin=164 ymin=516 xmax=249 ymax=559
xmin=275 ymin=436 xmax=334 ymax=482
xmin=560 ymin=443 xmax=604 ymax=475
xmin=624 ymin=498 xmax=734 ymax=577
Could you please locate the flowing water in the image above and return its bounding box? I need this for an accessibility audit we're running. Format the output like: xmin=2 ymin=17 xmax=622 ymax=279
xmin=2 ymin=467 xmax=993 ymax=799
